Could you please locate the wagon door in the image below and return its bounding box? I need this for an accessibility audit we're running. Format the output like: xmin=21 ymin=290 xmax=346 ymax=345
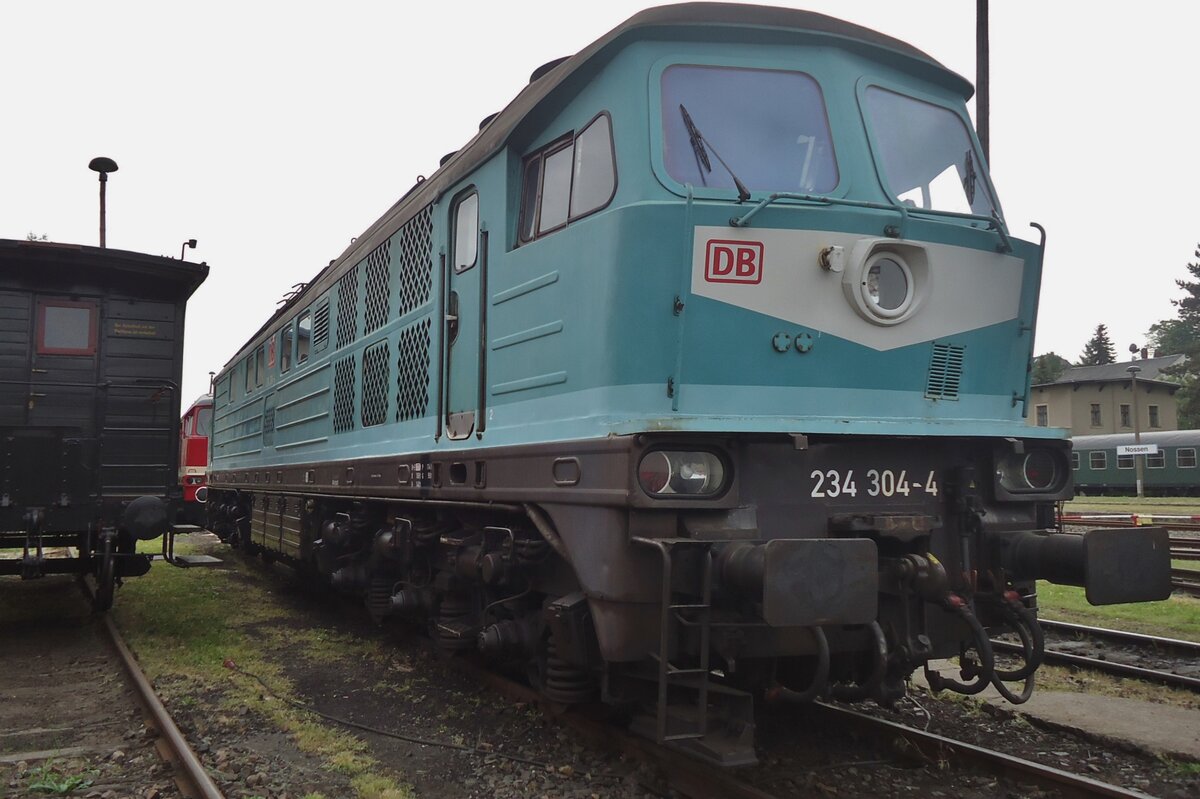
xmin=21 ymin=296 xmax=101 ymax=504
xmin=443 ymin=190 xmax=486 ymax=440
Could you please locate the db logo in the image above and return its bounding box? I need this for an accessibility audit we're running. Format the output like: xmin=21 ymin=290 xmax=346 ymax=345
xmin=705 ymin=239 xmax=764 ymax=284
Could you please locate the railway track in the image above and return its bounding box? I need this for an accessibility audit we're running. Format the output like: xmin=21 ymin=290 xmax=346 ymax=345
xmin=0 ymin=577 xmax=223 ymax=799
xmin=994 ymin=618 xmax=1200 ymax=692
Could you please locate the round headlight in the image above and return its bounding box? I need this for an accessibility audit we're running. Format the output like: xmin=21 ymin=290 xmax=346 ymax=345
xmin=1022 ymin=451 xmax=1058 ymax=491
xmin=195 ymin=486 xmax=209 ymax=503
xmin=638 ymin=451 xmax=726 ymax=497
xmin=861 ymin=254 xmax=913 ymax=319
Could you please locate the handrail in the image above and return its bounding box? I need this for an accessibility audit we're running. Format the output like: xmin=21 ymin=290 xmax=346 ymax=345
xmin=728 ymin=191 xmax=1013 ymax=253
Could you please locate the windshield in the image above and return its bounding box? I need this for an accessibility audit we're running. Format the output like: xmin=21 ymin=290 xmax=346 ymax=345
xmin=661 ymin=65 xmax=838 ymax=194
xmin=196 ymin=406 xmax=212 ymax=438
xmin=863 ymin=86 xmax=998 ymax=218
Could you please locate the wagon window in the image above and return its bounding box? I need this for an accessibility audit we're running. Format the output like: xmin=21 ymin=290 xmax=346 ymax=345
xmin=1071 ymin=452 xmax=1079 ymax=470
xmin=244 ymin=356 xmax=254 ymax=394
xmin=1178 ymin=448 xmax=1196 ymax=468
xmin=661 ymin=65 xmax=837 ymax=194
xmin=864 ymin=86 xmax=996 ymax=217
xmin=37 ymin=300 xmax=97 ymax=356
xmin=1089 ymin=451 xmax=1106 ymax=470
xmin=1147 ymin=451 xmax=1165 ymax=469
xmin=255 ymin=345 xmax=265 ymax=387
xmin=297 ymin=311 xmax=312 ymax=364
xmin=1117 ymin=454 xmax=1134 ymax=469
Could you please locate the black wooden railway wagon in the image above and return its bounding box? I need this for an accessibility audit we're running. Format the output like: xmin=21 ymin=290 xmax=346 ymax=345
xmin=0 ymin=239 xmax=208 ymax=608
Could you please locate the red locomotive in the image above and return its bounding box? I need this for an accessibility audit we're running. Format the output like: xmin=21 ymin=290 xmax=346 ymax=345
xmin=177 ymin=393 xmax=213 ymax=526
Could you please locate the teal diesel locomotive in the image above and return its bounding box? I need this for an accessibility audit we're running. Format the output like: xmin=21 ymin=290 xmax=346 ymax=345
xmin=206 ymin=4 xmax=1171 ymax=764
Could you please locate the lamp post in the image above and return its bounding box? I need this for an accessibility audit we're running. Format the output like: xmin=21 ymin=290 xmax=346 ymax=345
xmin=88 ymin=157 xmax=118 ymax=248
xmin=1127 ymin=364 xmax=1144 ymax=499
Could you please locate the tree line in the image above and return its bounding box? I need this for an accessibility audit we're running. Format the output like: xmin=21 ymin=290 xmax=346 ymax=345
xmin=1032 ymin=244 xmax=1200 ymax=427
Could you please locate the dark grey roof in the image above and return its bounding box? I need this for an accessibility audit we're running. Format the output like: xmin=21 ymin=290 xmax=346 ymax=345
xmin=1072 ymin=429 xmax=1200 ymax=449
xmin=1035 ymin=354 xmax=1186 ymax=388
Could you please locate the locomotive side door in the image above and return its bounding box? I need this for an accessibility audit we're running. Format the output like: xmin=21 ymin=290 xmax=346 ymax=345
xmin=443 ymin=190 xmax=486 ymax=440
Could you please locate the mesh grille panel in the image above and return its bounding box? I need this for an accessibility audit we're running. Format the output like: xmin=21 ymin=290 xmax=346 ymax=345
xmin=397 ymin=205 xmax=434 ymax=317
xmin=363 ymin=241 xmax=392 ymax=334
xmin=361 ymin=340 xmax=390 ymax=427
xmin=336 ymin=267 xmax=359 ymax=349
xmin=396 ymin=318 xmax=432 ymax=422
xmin=926 ymin=343 xmax=965 ymax=400
xmin=312 ymin=298 xmax=330 ymax=353
xmin=332 ymin=354 xmax=357 ymax=433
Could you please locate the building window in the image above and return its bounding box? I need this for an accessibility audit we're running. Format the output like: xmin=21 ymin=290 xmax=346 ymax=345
xmin=1148 ymin=405 xmax=1160 ymax=428
xmin=1120 ymin=404 xmax=1131 ymax=428
xmin=519 ymin=112 xmax=616 ymax=243
xmin=1178 ymin=448 xmax=1197 ymax=468
xmin=1117 ymin=454 xmax=1134 ymax=469
xmin=1035 ymin=405 xmax=1048 ymax=426
xmin=36 ymin=299 xmax=98 ymax=355
xmin=1089 ymin=451 xmax=1106 ymax=470
xmin=1071 ymin=452 xmax=1079 ymax=470
xmin=1090 ymin=404 xmax=1101 ymax=427
xmin=1147 ymin=451 xmax=1165 ymax=469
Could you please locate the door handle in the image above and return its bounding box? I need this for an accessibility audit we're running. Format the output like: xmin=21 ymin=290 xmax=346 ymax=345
xmin=446 ymin=290 xmax=460 ymax=344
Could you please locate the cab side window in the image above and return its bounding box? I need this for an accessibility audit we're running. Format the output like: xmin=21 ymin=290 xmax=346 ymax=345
xmin=518 ymin=112 xmax=615 ymax=243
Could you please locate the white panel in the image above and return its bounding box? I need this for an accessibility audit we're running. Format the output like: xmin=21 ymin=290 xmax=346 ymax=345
xmin=690 ymin=226 xmax=1025 ymax=351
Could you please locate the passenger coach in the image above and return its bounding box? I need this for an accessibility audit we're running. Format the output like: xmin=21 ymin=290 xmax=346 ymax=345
xmin=207 ymin=4 xmax=1171 ymax=764
xmin=1 ymin=239 xmax=207 ymax=608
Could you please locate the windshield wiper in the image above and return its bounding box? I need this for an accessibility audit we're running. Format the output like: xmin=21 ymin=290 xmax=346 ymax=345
xmin=679 ymin=104 xmax=751 ymax=202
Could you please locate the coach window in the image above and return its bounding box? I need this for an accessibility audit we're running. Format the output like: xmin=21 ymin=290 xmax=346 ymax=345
xmin=518 ymin=112 xmax=616 ymax=243
xmin=1035 ymin=405 xmax=1048 ymax=427
xmin=1071 ymin=452 xmax=1080 ymax=470
xmin=453 ymin=191 xmax=479 ymax=272
xmin=1117 ymin=453 xmax=1134 ymax=470
xmin=1149 ymin=405 xmax=1161 ymax=428
xmin=1090 ymin=404 xmax=1102 ymax=427
xmin=1120 ymin=404 xmax=1131 ymax=428
xmin=296 ymin=311 xmax=312 ymax=364
xmin=280 ymin=325 xmax=293 ymax=373
xmin=1178 ymin=448 xmax=1196 ymax=468
xmin=36 ymin=299 xmax=97 ymax=355
xmin=1147 ymin=450 xmax=1165 ymax=469
xmin=1089 ymin=451 xmax=1107 ymax=470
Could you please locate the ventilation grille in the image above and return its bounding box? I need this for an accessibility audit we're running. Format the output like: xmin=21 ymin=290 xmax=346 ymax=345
xmin=926 ymin=343 xmax=965 ymax=400
xmin=332 ymin=354 xmax=357 ymax=433
xmin=363 ymin=241 xmax=392 ymax=335
xmin=396 ymin=318 xmax=432 ymax=422
xmin=397 ymin=205 xmax=434 ymax=317
xmin=336 ymin=267 xmax=359 ymax=349
xmin=361 ymin=340 xmax=390 ymax=427
xmin=312 ymin=298 xmax=330 ymax=353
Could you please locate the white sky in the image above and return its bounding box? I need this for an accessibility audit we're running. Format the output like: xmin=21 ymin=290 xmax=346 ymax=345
xmin=4 ymin=1 xmax=1197 ymax=404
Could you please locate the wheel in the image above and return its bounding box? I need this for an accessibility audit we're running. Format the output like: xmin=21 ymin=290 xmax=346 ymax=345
xmin=93 ymin=534 xmax=116 ymax=612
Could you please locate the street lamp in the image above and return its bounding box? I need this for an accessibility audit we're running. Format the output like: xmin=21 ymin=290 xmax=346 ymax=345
xmin=1127 ymin=363 xmax=1144 ymax=499
xmin=88 ymin=157 xmax=118 ymax=248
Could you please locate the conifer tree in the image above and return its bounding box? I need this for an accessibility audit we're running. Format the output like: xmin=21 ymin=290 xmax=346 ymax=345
xmin=1078 ymin=324 xmax=1116 ymax=366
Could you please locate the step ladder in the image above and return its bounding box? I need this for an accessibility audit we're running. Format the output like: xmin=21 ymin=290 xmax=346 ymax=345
xmin=631 ymin=536 xmax=714 ymax=744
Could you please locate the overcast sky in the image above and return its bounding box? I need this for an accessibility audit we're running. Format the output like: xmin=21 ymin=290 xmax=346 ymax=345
xmin=4 ymin=1 xmax=1197 ymax=404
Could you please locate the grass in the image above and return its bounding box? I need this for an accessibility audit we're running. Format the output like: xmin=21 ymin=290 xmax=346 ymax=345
xmin=1064 ymin=496 xmax=1200 ymax=515
xmin=23 ymin=762 xmax=95 ymax=794
xmin=1036 ymin=580 xmax=1200 ymax=641
xmin=112 ymin=539 xmax=415 ymax=799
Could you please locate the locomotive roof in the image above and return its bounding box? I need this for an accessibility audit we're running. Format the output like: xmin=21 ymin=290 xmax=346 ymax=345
xmin=225 ymin=2 xmax=971 ymax=366
xmin=1072 ymin=430 xmax=1200 ymax=449
xmin=0 ymin=238 xmax=209 ymax=297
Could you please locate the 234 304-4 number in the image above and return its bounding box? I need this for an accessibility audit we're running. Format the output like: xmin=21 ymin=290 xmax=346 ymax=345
xmin=810 ymin=468 xmax=939 ymax=499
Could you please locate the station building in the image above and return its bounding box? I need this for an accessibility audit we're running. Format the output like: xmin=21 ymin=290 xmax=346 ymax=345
xmin=1026 ymin=354 xmax=1184 ymax=435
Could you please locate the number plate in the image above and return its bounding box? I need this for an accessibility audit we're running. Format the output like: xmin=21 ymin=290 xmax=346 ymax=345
xmin=810 ymin=468 xmax=939 ymax=500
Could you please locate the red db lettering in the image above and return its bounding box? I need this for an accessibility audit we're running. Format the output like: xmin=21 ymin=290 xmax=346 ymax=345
xmin=705 ymin=239 xmax=763 ymax=284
